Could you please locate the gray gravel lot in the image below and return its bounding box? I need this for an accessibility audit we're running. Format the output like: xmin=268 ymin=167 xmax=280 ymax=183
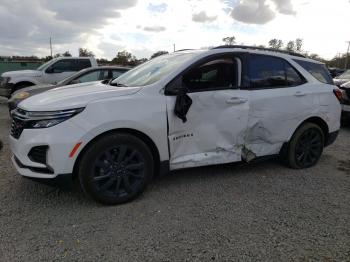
xmin=0 ymin=99 xmax=349 ymax=261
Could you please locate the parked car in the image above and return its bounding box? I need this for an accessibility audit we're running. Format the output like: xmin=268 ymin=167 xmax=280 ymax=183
xmin=0 ymin=57 xmax=97 ymax=98
xmin=333 ymin=69 xmax=350 ymax=87
xmin=8 ymin=66 xmax=130 ymax=111
xmin=328 ymin=67 xmax=345 ymax=78
xmin=9 ymin=46 xmax=341 ymax=204
xmin=339 ymin=81 xmax=350 ymax=118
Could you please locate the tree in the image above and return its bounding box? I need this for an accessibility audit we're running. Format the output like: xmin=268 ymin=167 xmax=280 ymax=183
xmin=79 ymin=48 xmax=94 ymax=57
xmin=295 ymin=38 xmax=303 ymax=52
xmin=150 ymin=51 xmax=169 ymax=59
xmin=62 ymin=51 xmax=72 ymax=57
xmin=112 ymin=51 xmax=135 ymax=66
xmin=277 ymin=40 xmax=284 ymax=50
xmin=222 ymin=36 xmax=236 ymax=45
xmin=268 ymin=39 xmax=278 ymax=49
xmin=286 ymin=41 xmax=295 ymax=52
xmin=53 ymin=53 xmax=61 ymax=58
xmin=268 ymin=39 xmax=283 ymax=50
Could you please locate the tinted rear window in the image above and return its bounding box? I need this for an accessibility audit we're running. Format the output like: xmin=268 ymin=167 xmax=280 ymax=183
xmin=76 ymin=59 xmax=92 ymax=70
xmin=248 ymin=55 xmax=305 ymax=89
xmin=293 ymin=59 xmax=333 ymax=84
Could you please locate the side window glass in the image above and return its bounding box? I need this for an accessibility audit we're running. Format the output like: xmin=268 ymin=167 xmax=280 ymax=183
xmin=285 ymin=63 xmax=305 ymax=86
xmin=50 ymin=60 xmax=76 ymax=73
xmin=76 ymin=59 xmax=92 ymax=71
xmin=75 ymin=71 xmax=100 ymax=83
xmin=293 ymin=59 xmax=333 ymax=84
xmin=182 ymin=57 xmax=237 ymax=92
xmin=112 ymin=70 xmax=125 ymax=78
xmin=249 ymin=55 xmax=286 ymax=88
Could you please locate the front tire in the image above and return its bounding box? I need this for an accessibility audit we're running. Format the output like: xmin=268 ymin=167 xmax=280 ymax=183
xmin=285 ymin=123 xmax=324 ymax=169
xmin=79 ymin=133 xmax=154 ymax=204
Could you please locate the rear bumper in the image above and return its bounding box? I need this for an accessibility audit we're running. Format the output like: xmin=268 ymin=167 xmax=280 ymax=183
xmin=325 ymin=130 xmax=339 ymax=147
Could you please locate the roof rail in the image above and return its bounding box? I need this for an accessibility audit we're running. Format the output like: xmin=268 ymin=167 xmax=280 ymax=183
xmin=212 ymin=45 xmax=306 ymax=58
xmin=174 ymin=49 xmax=195 ymax=52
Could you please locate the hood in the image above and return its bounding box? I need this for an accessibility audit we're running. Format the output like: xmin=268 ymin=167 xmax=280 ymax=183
xmin=12 ymin=83 xmax=56 ymax=96
xmin=2 ymin=70 xmax=43 ymax=78
xmin=18 ymin=81 xmax=142 ymax=111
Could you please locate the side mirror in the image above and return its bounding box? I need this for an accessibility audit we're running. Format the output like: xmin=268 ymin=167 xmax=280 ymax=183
xmin=174 ymin=87 xmax=192 ymax=123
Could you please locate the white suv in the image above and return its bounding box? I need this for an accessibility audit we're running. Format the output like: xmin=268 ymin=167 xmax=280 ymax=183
xmin=0 ymin=57 xmax=97 ymax=97
xmin=9 ymin=46 xmax=341 ymax=204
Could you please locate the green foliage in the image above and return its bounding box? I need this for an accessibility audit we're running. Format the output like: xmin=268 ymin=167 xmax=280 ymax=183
xmin=62 ymin=51 xmax=72 ymax=57
xmin=150 ymin=51 xmax=169 ymax=59
xmin=79 ymin=48 xmax=95 ymax=57
xmin=222 ymin=36 xmax=236 ymax=45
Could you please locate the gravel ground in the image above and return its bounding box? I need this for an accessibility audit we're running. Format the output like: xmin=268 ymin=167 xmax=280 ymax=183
xmin=0 ymin=99 xmax=349 ymax=261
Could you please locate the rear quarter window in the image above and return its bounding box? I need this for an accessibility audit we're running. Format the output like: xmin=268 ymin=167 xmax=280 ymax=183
xmin=76 ymin=59 xmax=92 ymax=71
xmin=293 ymin=59 xmax=333 ymax=85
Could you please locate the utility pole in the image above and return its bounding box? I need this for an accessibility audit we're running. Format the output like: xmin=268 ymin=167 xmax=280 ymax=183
xmin=173 ymin=43 xmax=175 ymax=52
xmin=49 ymin=37 xmax=53 ymax=58
xmin=345 ymin=41 xmax=350 ymax=69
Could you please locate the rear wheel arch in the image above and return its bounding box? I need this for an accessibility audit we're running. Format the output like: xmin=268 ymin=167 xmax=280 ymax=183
xmin=294 ymin=117 xmax=329 ymax=140
xmin=281 ymin=116 xmax=329 ymax=157
xmin=73 ymin=128 xmax=161 ymax=180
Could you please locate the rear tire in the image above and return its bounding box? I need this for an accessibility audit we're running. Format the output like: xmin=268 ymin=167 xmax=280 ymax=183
xmin=78 ymin=133 xmax=154 ymax=205
xmin=285 ymin=123 xmax=324 ymax=169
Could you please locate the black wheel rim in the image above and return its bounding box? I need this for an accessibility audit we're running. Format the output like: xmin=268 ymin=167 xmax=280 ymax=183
xmin=92 ymin=145 xmax=145 ymax=197
xmin=295 ymin=128 xmax=323 ymax=167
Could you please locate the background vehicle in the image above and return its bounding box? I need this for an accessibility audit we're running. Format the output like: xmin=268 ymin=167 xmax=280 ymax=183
xmin=0 ymin=57 xmax=97 ymax=97
xmin=328 ymin=67 xmax=345 ymax=78
xmin=339 ymin=81 xmax=350 ymax=118
xmin=9 ymin=46 xmax=341 ymax=204
xmin=8 ymin=66 xmax=129 ymax=111
xmin=333 ymin=69 xmax=350 ymax=87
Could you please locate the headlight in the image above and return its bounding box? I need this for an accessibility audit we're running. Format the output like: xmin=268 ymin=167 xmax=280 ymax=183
xmin=12 ymin=91 xmax=30 ymax=100
xmin=12 ymin=108 xmax=85 ymax=129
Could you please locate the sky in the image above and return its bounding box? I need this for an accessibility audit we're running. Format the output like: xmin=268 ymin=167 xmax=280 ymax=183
xmin=0 ymin=0 xmax=350 ymax=60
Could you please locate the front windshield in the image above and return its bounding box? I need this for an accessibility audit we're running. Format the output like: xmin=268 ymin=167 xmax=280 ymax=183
xmin=111 ymin=52 xmax=199 ymax=87
xmin=37 ymin=60 xmax=54 ymax=71
xmin=337 ymin=69 xmax=350 ymax=79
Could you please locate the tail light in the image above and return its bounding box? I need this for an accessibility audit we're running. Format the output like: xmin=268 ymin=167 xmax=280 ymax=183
xmin=333 ymin=89 xmax=343 ymax=102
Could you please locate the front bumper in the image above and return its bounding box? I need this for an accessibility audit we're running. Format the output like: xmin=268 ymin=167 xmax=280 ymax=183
xmin=9 ymin=118 xmax=87 ymax=179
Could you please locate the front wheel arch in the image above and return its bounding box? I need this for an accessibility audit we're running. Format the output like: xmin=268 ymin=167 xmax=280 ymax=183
xmin=13 ymin=81 xmax=35 ymax=93
xmin=73 ymin=128 xmax=161 ymax=180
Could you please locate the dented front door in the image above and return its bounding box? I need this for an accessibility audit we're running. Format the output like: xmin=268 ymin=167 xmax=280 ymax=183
xmin=166 ymin=89 xmax=249 ymax=170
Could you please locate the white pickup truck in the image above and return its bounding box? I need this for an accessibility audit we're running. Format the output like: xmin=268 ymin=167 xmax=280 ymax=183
xmin=0 ymin=57 xmax=97 ymax=97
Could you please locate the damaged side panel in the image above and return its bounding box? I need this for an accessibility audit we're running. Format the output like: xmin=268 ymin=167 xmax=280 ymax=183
xmin=166 ymin=90 xmax=249 ymax=170
xmin=243 ymin=86 xmax=321 ymax=159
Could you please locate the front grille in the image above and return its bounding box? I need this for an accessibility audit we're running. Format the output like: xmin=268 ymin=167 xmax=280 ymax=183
xmin=28 ymin=146 xmax=48 ymax=165
xmin=10 ymin=117 xmax=25 ymax=139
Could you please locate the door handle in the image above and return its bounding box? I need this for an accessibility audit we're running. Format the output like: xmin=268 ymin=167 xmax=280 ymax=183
xmin=294 ymin=91 xmax=306 ymax=97
xmin=226 ymin=97 xmax=248 ymax=104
